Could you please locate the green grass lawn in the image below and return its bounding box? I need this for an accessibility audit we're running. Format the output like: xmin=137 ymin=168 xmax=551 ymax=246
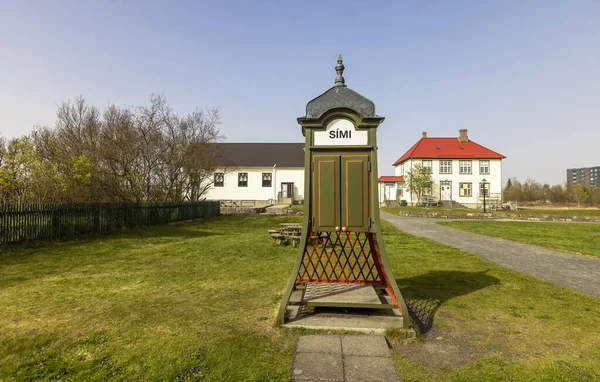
xmin=439 ymin=221 xmax=600 ymax=258
xmin=0 ymin=215 xmax=302 ymax=381
xmin=2 ymin=216 xmax=600 ymax=381
xmin=508 ymin=207 xmax=600 ymax=217
xmin=382 ymin=220 xmax=600 ymax=381
xmin=381 ymin=205 xmax=475 ymax=215
xmin=381 ymin=205 xmax=600 ymax=217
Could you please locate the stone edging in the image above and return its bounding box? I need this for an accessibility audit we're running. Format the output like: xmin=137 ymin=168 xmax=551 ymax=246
xmin=398 ymin=211 xmax=600 ymax=222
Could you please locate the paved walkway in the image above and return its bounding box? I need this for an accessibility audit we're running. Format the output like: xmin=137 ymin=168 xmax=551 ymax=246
xmin=381 ymin=212 xmax=600 ymax=299
xmin=292 ymin=335 xmax=399 ymax=382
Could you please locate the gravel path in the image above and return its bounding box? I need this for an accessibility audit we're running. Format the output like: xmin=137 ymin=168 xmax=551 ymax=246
xmin=381 ymin=212 xmax=600 ymax=299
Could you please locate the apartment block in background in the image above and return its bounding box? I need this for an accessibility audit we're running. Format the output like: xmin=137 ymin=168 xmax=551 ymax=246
xmin=567 ymin=166 xmax=600 ymax=188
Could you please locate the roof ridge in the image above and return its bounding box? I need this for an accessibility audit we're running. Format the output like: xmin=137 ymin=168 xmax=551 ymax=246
xmin=392 ymin=136 xmax=505 ymax=165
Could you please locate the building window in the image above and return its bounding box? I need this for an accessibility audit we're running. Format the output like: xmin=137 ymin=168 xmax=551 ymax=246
xmin=214 ymin=173 xmax=224 ymax=187
xmin=479 ymin=182 xmax=490 ymax=196
xmin=238 ymin=173 xmax=248 ymax=187
xmin=422 ymin=160 xmax=432 ymax=173
xmin=459 ymin=182 xmax=472 ymax=197
xmin=397 ymin=184 xmax=403 ymax=197
xmin=424 ymin=182 xmax=432 ymax=195
xmin=459 ymin=160 xmax=472 ymax=174
xmin=439 ymin=160 xmax=452 ymax=174
xmin=479 ymin=160 xmax=490 ymax=174
xmin=262 ymin=173 xmax=272 ymax=187
xmin=400 ymin=164 xmax=404 ymax=176
xmin=384 ymin=182 xmax=395 ymax=187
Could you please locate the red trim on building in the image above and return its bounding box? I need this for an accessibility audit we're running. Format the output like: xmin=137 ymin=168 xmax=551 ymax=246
xmin=378 ymin=176 xmax=405 ymax=183
xmin=393 ymin=138 xmax=506 ymax=166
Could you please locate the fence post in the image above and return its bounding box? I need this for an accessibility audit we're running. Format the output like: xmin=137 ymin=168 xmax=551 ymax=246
xmin=94 ymin=203 xmax=101 ymax=234
xmin=51 ymin=204 xmax=58 ymax=240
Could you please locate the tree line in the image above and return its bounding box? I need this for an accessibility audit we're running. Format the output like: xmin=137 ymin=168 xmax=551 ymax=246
xmin=0 ymin=95 xmax=223 ymax=204
xmin=504 ymin=178 xmax=600 ymax=206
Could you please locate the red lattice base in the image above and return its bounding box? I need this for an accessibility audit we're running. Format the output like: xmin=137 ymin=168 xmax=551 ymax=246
xmin=296 ymin=231 xmax=383 ymax=283
xmin=295 ymin=231 xmax=402 ymax=312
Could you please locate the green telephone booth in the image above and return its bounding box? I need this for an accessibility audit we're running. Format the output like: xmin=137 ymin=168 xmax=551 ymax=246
xmin=278 ymin=55 xmax=409 ymax=329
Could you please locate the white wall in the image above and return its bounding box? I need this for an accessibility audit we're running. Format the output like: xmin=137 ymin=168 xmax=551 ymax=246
xmin=378 ymin=182 xmax=405 ymax=204
xmin=394 ymin=158 xmax=503 ymax=207
xmin=204 ymin=166 xmax=305 ymax=203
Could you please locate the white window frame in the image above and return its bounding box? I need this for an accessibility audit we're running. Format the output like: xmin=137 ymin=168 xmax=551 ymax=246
xmin=479 ymin=160 xmax=490 ymax=175
xmin=459 ymin=182 xmax=472 ymax=197
xmin=422 ymin=160 xmax=432 ymax=174
xmin=459 ymin=160 xmax=472 ymax=174
xmin=479 ymin=182 xmax=490 ymax=196
xmin=439 ymin=160 xmax=452 ymax=174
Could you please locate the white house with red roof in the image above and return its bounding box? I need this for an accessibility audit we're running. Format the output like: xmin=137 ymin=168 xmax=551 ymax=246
xmin=390 ymin=129 xmax=506 ymax=208
xmin=378 ymin=175 xmax=405 ymax=205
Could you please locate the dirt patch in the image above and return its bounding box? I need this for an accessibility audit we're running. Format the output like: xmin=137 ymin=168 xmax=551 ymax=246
xmin=391 ymin=311 xmax=523 ymax=368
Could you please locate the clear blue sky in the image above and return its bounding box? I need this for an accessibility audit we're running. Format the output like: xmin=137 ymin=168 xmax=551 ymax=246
xmin=1 ymin=1 xmax=599 ymax=185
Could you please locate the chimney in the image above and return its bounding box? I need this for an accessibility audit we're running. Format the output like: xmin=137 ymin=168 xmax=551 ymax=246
xmin=422 ymin=131 xmax=427 ymax=138
xmin=458 ymin=129 xmax=469 ymax=142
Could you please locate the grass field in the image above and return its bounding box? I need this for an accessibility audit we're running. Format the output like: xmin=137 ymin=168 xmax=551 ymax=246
xmin=2 ymin=216 xmax=600 ymax=380
xmin=381 ymin=205 xmax=473 ymax=215
xmin=0 ymin=216 xmax=301 ymax=381
xmin=439 ymin=220 xmax=600 ymax=258
xmin=381 ymin=205 xmax=600 ymax=217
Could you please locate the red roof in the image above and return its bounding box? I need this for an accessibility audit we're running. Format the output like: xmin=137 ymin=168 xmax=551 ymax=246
xmin=378 ymin=176 xmax=405 ymax=183
xmin=393 ymin=138 xmax=506 ymax=165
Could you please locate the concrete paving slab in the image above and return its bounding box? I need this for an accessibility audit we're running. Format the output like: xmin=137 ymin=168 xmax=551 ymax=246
xmin=344 ymin=355 xmax=400 ymax=382
xmin=265 ymin=204 xmax=291 ymax=214
xmin=284 ymin=306 xmax=404 ymax=334
xmin=342 ymin=335 xmax=391 ymax=358
xmin=292 ymin=352 xmax=343 ymax=381
xmin=296 ymin=335 xmax=341 ymax=354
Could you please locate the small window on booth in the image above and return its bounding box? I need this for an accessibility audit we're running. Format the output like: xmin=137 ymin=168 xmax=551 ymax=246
xmin=214 ymin=173 xmax=224 ymax=187
xmin=238 ymin=173 xmax=248 ymax=187
xmin=262 ymin=173 xmax=272 ymax=187
xmin=384 ymin=182 xmax=395 ymax=187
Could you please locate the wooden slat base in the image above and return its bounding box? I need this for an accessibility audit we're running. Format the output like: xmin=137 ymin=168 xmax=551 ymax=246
xmin=289 ymin=283 xmax=396 ymax=309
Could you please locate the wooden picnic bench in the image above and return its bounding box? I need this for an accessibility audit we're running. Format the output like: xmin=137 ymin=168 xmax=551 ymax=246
xmin=268 ymin=229 xmax=285 ymax=244
xmin=268 ymin=224 xmax=303 ymax=246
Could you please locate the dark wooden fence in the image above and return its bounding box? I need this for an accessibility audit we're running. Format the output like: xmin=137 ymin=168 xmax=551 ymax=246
xmin=0 ymin=201 xmax=220 ymax=245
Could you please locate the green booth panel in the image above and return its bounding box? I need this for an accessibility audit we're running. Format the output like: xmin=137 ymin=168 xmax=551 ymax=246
xmin=341 ymin=154 xmax=370 ymax=232
xmin=312 ymin=153 xmax=370 ymax=232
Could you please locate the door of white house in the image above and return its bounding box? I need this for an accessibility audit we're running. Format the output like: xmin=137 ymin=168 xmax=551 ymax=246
xmin=440 ymin=182 xmax=451 ymax=201
xmin=281 ymin=182 xmax=294 ymax=199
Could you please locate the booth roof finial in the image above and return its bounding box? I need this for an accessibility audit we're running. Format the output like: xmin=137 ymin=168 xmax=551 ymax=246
xmin=334 ymin=54 xmax=346 ymax=87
